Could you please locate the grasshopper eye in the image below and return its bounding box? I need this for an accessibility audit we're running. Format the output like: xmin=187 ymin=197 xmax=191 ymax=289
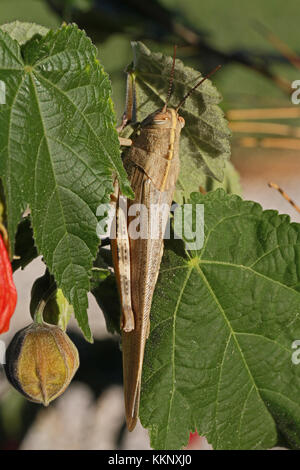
xmin=179 ymin=116 xmax=185 ymax=128
xmin=153 ymin=115 xmax=169 ymax=125
xmin=153 ymin=119 xmax=168 ymax=125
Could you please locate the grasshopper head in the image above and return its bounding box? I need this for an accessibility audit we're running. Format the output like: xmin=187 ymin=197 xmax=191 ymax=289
xmin=141 ymin=108 xmax=185 ymax=130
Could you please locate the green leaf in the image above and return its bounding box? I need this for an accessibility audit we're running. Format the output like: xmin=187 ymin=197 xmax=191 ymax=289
xmin=54 ymin=289 xmax=74 ymax=330
xmin=141 ymin=189 xmax=300 ymax=450
xmin=203 ymin=160 xmax=242 ymax=196
xmin=174 ymin=160 xmax=242 ymax=203
xmin=0 ymin=21 xmax=49 ymax=45
xmin=125 ymin=42 xmax=231 ymax=201
xmin=90 ymin=267 xmax=111 ymax=285
xmin=0 ymin=23 xmax=132 ymax=341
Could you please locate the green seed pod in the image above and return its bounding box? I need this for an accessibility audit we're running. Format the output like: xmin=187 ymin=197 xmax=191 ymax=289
xmin=4 ymin=323 xmax=79 ymax=406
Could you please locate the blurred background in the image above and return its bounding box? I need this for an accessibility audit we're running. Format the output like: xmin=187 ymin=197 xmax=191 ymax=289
xmin=0 ymin=0 xmax=299 ymax=450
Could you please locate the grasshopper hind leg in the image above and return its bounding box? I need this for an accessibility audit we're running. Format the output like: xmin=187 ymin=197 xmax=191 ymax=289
xmin=121 ymin=304 xmax=135 ymax=332
xmin=126 ymin=379 xmax=141 ymax=432
xmin=111 ymin=179 xmax=135 ymax=333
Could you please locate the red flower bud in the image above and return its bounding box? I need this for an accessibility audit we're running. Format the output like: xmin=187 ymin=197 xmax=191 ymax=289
xmin=0 ymin=234 xmax=17 ymax=333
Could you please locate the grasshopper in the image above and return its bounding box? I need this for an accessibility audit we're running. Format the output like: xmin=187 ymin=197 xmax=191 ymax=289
xmin=111 ymin=51 xmax=220 ymax=431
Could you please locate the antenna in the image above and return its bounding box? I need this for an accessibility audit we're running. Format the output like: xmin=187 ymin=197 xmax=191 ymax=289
xmin=162 ymin=45 xmax=177 ymax=113
xmin=176 ymin=64 xmax=221 ymax=111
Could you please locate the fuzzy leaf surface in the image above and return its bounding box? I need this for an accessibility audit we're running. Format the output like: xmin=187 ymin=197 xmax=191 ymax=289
xmin=141 ymin=189 xmax=300 ymax=450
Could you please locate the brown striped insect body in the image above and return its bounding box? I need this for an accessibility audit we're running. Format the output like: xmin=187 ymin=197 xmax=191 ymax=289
xmin=111 ymin=58 xmax=220 ymax=430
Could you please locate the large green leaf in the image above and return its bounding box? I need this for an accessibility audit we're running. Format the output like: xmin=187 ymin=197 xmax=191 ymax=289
xmin=141 ymin=189 xmax=300 ymax=449
xmin=173 ymin=159 xmax=242 ymax=203
xmin=203 ymin=160 xmax=242 ymax=196
xmin=124 ymin=42 xmax=231 ymax=202
xmin=0 ymin=23 xmax=132 ymax=340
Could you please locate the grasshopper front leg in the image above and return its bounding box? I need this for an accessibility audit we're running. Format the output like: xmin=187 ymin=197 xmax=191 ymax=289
xmin=118 ymin=137 xmax=132 ymax=147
